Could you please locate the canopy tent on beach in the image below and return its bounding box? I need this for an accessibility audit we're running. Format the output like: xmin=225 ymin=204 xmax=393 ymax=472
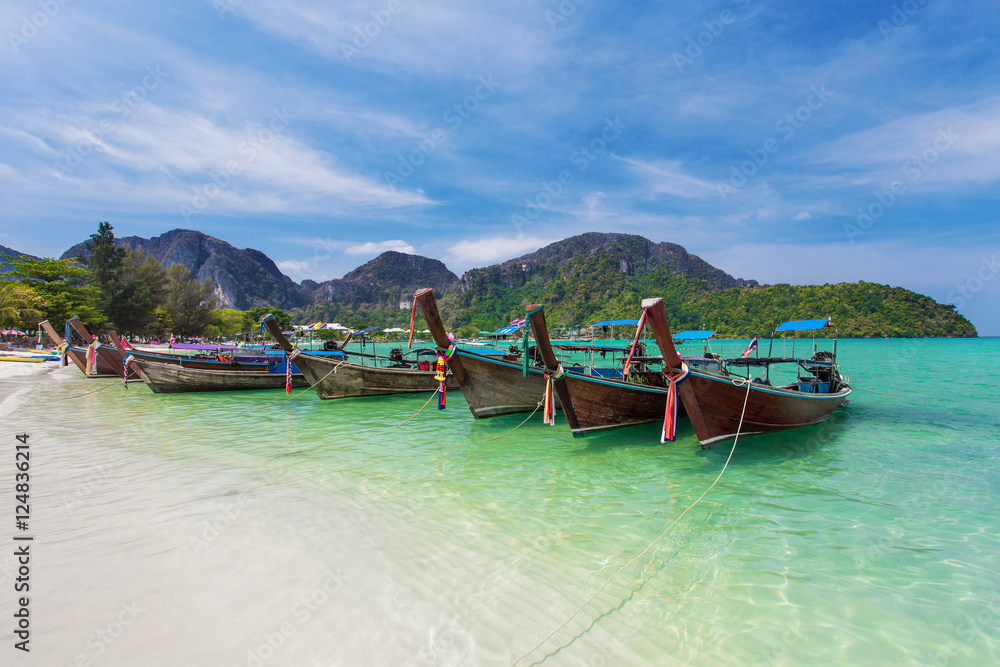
xmin=1 ymin=329 xmax=27 ymax=336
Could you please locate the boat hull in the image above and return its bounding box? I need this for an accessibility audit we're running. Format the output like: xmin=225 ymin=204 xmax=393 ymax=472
xmin=450 ymin=351 xmax=557 ymax=418
xmin=559 ymin=372 xmax=688 ymax=433
xmin=686 ymin=372 xmax=852 ymax=445
xmin=127 ymin=349 xmax=269 ymax=371
xmin=133 ymin=358 xmax=309 ymax=393
xmin=292 ymin=353 xmax=457 ymax=400
xmin=67 ymin=346 xmax=119 ymax=377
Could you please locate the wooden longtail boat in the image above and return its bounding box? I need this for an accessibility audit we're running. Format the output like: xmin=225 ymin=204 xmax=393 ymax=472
xmin=528 ymin=297 xmax=851 ymax=445
xmin=67 ymin=316 xmax=140 ymax=380
xmin=525 ymin=302 xmax=710 ymax=435
xmin=111 ymin=336 xmax=271 ymax=372
xmin=413 ymin=288 xmax=556 ymax=418
xmin=40 ymin=318 xmax=118 ymax=377
xmin=642 ymin=304 xmax=852 ymax=446
xmin=124 ymin=355 xmax=310 ymax=393
xmin=261 ymin=315 xmax=457 ymax=400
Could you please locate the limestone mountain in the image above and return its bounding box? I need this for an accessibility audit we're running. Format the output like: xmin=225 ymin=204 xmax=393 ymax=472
xmin=62 ymin=229 xmax=303 ymax=310
xmin=303 ymin=251 xmax=459 ymax=314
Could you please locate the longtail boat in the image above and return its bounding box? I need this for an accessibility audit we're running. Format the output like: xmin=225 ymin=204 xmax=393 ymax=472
xmin=525 ymin=301 xmax=709 ymax=435
xmin=529 ymin=297 xmax=852 ymax=445
xmin=113 ymin=337 xmax=271 ymax=372
xmin=67 ymin=316 xmax=141 ymax=380
xmin=40 ymin=318 xmax=118 ymax=377
xmin=106 ymin=334 xmax=305 ymax=393
xmin=123 ymin=356 xmax=310 ymax=393
xmin=413 ymin=288 xmax=563 ymax=418
xmin=261 ymin=315 xmax=456 ymax=400
xmin=644 ymin=306 xmax=853 ymax=446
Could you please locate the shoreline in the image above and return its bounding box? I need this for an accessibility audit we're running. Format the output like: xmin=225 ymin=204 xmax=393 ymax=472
xmin=0 ymin=359 xmax=63 ymax=406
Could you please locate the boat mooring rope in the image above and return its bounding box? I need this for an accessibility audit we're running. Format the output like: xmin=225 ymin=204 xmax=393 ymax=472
xmin=512 ymin=377 xmax=755 ymax=666
xmin=846 ymin=384 xmax=924 ymax=397
xmin=394 ymin=387 xmax=441 ymax=428
xmin=256 ymin=360 xmax=347 ymax=410
xmin=62 ymin=381 xmax=119 ymax=400
xmin=483 ymin=400 xmax=544 ymax=442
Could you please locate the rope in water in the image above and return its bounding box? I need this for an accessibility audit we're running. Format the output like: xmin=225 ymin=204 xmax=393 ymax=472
xmin=512 ymin=377 xmax=755 ymax=667
xmin=256 ymin=360 xmax=347 ymax=410
xmin=483 ymin=401 xmax=543 ymax=442
xmin=61 ymin=381 xmax=119 ymax=400
xmin=394 ymin=387 xmax=441 ymax=428
xmin=847 ymin=384 xmax=923 ymax=397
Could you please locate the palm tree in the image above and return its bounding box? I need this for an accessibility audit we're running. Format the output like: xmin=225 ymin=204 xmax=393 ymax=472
xmin=0 ymin=282 xmax=43 ymax=328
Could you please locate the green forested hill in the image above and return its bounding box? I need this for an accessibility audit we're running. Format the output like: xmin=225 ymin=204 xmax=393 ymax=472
xmin=291 ymin=234 xmax=975 ymax=338
xmin=437 ymin=240 xmax=975 ymax=338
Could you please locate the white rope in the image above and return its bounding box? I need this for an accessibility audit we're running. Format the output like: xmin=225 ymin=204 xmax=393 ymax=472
xmin=512 ymin=378 xmax=755 ymax=666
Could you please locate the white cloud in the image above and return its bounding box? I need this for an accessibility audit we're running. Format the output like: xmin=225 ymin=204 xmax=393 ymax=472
xmin=345 ymin=240 xmax=415 ymax=255
xmin=444 ymin=234 xmax=556 ymax=269
xmin=621 ymin=157 xmax=719 ymax=199
xmin=795 ymin=211 xmax=812 ymax=220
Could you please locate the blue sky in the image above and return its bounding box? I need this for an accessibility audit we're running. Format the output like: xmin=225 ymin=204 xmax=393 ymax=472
xmin=1 ymin=0 xmax=998 ymax=333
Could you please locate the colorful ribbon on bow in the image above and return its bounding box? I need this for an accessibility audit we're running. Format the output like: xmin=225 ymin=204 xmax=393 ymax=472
xmin=85 ymin=340 xmax=99 ymax=375
xmin=661 ymin=363 xmax=690 ymax=443
xmin=123 ymin=353 xmax=134 ymax=389
xmin=434 ymin=344 xmax=456 ymax=410
xmin=407 ymin=299 xmax=417 ymax=350
xmin=285 ymin=353 xmax=293 ymax=393
xmin=542 ymin=364 xmax=564 ymax=425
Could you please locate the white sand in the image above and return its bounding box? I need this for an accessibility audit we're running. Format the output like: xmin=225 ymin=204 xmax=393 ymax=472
xmin=0 ymin=358 xmax=67 ymax=406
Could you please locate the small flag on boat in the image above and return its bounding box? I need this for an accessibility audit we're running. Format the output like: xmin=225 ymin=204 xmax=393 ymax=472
xmin=509 ymin=317 xmax=526 ymax=327
xmin=741 ymin=337 xmax=758 ymax=358
xmin=123 ymin=354 xmax=134 ymax=388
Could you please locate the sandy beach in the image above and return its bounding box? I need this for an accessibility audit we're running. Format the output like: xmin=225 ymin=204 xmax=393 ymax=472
xmin=0 ymin=358 xmax=64 ymax=406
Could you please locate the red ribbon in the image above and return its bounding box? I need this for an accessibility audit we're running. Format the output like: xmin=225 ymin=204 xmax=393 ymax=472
xmin=661 ymin=366 xmax=687 ymax=443
xmin=622 ymin=311 xmax=647 ymax=376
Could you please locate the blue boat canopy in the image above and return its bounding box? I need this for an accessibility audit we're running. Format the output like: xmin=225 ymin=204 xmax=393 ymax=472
xmin=775 ymin=318 xmax=831 ymax=332
xmin=591 ymin=319 xmax=640 ymax=327
xmin=672 ymin=330 xmax=715 ymax=341
xmin=490 ymin=325 xmax=523 ymax=336
xmin=351 ymin=325 xmax=381 ymax=335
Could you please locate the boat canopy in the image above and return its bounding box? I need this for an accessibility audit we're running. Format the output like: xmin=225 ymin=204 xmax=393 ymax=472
xmin=775 ymin=318 xmax=831 ymax=332
xmin=351 ymin=325 xmax=381 ymax=335
xmin=673 ymin=330 xmax=715 ymax=341
xmin=490 ymin=325 xmax=523 ymax=336
xmin=591 ymin=319 xmax=640 ymax=327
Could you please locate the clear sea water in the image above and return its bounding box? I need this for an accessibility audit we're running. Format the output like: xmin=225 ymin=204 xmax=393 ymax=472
xmin=1 ymin=338 xmax=998 ymax=666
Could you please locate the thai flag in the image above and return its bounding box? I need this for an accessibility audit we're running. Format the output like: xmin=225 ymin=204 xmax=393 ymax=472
xmin=741 ymin=337 xmax=758 ymax=358
xmin=509 ymin=317 xmax=526 ymax=327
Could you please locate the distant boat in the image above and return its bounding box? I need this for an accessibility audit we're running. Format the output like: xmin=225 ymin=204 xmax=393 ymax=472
xmin=122 ymin=355 xmax=310 ymax=393
xmin=261 ymin=315 xmax=457 ymax=400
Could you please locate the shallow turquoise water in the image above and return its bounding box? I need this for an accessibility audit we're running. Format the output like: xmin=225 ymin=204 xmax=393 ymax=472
xmin=1 ymin=339 xmax=998 ymax=665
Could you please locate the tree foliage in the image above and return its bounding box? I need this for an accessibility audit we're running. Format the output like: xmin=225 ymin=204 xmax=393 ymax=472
xmin=163 ymin=264 xmax=218 ymax=337
xmin=1 ymin=255 xmax=102 ymax=328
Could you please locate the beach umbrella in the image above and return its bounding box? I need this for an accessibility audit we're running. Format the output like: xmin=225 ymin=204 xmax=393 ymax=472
xmin=1 ymin=329 xmax=27 ymax=336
